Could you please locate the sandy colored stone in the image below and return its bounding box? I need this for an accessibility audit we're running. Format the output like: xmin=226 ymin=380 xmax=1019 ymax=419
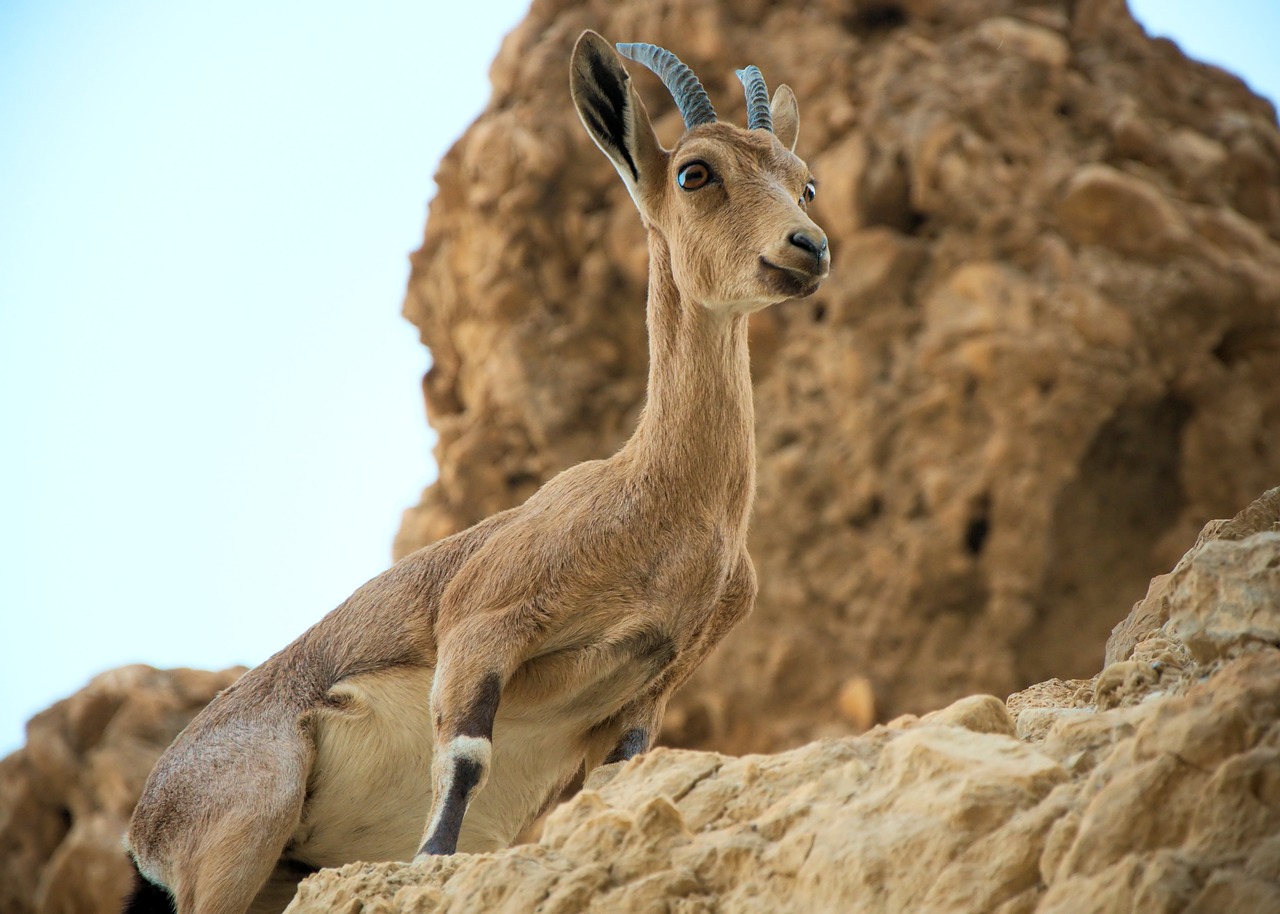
xmin=919 ymin=692 xmax=1016 ymax=736
xmin=394 ymin=0 xmax=1280 ymax=754
xmin=1107 ymin=486 xmax=1280 ymax=665
xmin=1056 ymin=163 xmax=1191 ymax=257
xmin=290 ymin=732 xmax=1070 ymax=914
xmin=836 ymin=675 xmax=877 ymax=731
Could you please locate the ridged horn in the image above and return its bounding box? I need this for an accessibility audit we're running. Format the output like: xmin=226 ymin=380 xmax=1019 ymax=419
xmin=616 ymin=41 xmax=717 ymax=129
xmin=736 ymin=65 xmax=772 ymax=132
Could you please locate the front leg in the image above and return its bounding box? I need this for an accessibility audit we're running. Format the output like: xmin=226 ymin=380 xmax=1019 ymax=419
xmin=592 ymin=552 xmax=756 ymax=775
xmin=595 ymin=694 xmax=665 ymax=768
xmin=416 ymin=611 xmax=540 ymax=858
xmin=417 ymin=669 xmax=501 ymax=857
xmin=604 ymin=724 xmax=652 ymax=764
xmin=579 ymin=694 xmax=664 ymax=792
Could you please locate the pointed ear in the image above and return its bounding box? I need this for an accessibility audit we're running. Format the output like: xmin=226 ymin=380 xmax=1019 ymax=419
xmin=570 ymin=31 xmax=666 ymax=208
xmin=771 ymin=85 xmax=800 ymax=152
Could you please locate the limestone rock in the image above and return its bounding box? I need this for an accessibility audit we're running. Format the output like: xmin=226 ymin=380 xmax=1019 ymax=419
xmin=1056 ymin=163 xmax=1191 ymax=257
xmin=287 ymin=489 xmax=1280 ymax=913
xmin=0 ymin=665 xmax=244 ymax=914
xmin=395 ymin=0 xmax=1280 ymax=752
xmin=1107 ymin=486 xmax=1280 ymax=665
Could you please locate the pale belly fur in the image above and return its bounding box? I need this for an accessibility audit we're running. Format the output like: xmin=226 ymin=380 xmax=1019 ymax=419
xmin=289 ymin=665 xmax=589 ymax=867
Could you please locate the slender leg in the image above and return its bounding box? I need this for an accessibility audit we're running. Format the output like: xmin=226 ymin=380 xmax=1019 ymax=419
xmin=175 ymin=792 xmax=307 ymax=914
xmin=131 ymin=720 xmax=312 ymax=914
xmin=592 ymin=552 xmax=757 ymax=775
xmin=603 ymin=726 xmax=651 ymax=764
xmin=417 ymin=672 xmax=501 ymax=856
xmin=415 ymin=608 xmax=546 ymax=857
xmin=581 ymin=693 xmax=663 ymax=789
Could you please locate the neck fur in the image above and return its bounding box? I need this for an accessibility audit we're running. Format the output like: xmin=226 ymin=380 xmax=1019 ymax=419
xmin=622 ymin=230 xmax=756 ymax=526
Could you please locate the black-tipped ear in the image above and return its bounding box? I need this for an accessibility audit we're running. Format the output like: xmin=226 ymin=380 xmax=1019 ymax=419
xmin=570 ymin=31 xmax=665 ymax=205
xmin=771 ymin=85 xmax=800 ymax=152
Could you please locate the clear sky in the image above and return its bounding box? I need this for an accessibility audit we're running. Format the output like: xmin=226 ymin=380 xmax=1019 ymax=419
xmin=1 ymin=3 xmax=1278 ymax=757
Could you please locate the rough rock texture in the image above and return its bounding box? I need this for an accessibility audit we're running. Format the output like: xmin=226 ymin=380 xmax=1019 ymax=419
xmin=1106 ymin=485 xmax=1280 ymax=668
xmin=289 ymin=488 xmax=1280 ymax=913
xmin=0 ymin=665 xmax=244 ymax=914
xmin=394 ymin=0 xmax=1280 ymax=752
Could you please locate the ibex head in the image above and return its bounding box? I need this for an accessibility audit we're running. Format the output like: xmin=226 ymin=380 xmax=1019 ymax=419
xmin=571 ymin=30 xmax=830 ymax=313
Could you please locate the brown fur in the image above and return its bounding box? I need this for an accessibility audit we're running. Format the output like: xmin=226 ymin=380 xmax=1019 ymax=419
xmin=125 ymin=30 xmax=828 ymax=914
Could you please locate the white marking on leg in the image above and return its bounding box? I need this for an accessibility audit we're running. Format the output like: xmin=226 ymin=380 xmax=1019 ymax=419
xmin=419 ymin=736 xmax=492 ymax=856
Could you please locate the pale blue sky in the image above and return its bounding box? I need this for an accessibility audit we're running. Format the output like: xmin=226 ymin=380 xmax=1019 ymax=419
xmin=2 ymin=3 xmax=1278 ymax=756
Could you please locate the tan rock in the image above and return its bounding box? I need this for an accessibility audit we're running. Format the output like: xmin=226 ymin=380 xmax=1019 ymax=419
xmin=1107 ymin=486 xmax=1280 ymax=665
xmin=286 ymin=652 xmax=1280 ymax=913
xmin=973 ymin=16 xmax=1070 ymax=70
xmin=919 ymin=692 xmax=1016 ymax=736
xmin=1166 ymin=532 xmax=1280 ymax=662
xmin=1056 ymin=163 xmax=1190 ymax=257
xmin=289 ymin=728 xmax=1069 ymax=913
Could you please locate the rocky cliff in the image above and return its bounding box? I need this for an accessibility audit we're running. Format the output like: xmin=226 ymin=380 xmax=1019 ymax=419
xmin=394 ymin=0 xmax=1280 ymax=753
xmin=291 ymin=487 xmax=1280 ymax=912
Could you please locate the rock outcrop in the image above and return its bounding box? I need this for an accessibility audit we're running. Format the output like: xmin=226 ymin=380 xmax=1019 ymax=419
xmin=289 ymin=487 xmax=1280 ymax=913
xmin=394 ymin=0 xmax=1280 ymax=752
xmin=0 ymin=666 xmax=244 ymax=914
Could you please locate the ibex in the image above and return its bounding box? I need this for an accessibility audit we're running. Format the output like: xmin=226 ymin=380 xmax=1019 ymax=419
xmin=124 ymin=30 xmax=829 ymax=914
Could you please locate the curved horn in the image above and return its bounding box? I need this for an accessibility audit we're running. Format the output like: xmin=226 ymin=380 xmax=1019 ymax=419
xmin=616 ymin=41 xmax=717 ymax=129
xmin=736 ymin=65 xmax=773 ymax=132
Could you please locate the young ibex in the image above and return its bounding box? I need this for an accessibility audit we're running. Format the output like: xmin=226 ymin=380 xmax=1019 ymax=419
xmin=124 ymin=30 xmax=829 ymax=914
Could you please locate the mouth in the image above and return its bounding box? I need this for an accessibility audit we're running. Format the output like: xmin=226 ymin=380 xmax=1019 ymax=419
xmin=759 ymin=258 xmax=826 ymax=299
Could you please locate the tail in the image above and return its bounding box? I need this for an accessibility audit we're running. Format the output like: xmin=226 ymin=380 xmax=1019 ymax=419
xmin=121 ymin=858 xmax=176 ymax=914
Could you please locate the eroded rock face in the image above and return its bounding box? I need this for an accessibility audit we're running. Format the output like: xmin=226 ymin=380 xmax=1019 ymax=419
xmin=395 ymin=0 xmax=1280 ymax=751
xmin=1106 ymin=485 xmax=1280 ymax=667
xmin=0 ymin=665 xmax=244 ymax=914
xmin=288 ymin=489 xmax=1280 ymax=913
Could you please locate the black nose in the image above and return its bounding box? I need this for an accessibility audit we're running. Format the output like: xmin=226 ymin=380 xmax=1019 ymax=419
xmin=789 ymin=230 xmax=828 ymax=260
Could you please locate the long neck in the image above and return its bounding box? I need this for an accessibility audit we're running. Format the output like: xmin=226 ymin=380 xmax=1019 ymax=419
xmin=623 ymin=230 xmax=756 ymax=527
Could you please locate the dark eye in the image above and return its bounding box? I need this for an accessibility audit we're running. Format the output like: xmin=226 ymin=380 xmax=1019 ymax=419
xmin=802 ymin=179 xmax=817 ymax=204
xmin=677 ymin=161 xmax=713 ymax=191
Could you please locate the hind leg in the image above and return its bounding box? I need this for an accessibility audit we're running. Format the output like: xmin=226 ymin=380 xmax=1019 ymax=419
xmin=166 ymin=783 xmax=308 ymax=914
xmin=245 ymin=861 xmax=318 ymax=914
xmin=416 ymin=610 xmax=549 ymax=857
xmin=130 ymin=723 xmax=313 ymax=914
